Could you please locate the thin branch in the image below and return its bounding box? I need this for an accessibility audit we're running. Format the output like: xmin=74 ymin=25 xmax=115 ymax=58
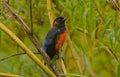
xmin=2 ymin=1 xmax=60 ymax=76
xmin=0 ymin=52 xmax=40 ymax=62
xmin=112 ymin=0 xmax=120 ymax=11
xmin=59 ymin=51 xmax=67 ymax=75
xmin=111 ymin=0 xmax=120 ymax=15
xmin=29 ymin=0 xmax=33 ymax=35
xmin=0 ymin=72 xmax=21 ymax=77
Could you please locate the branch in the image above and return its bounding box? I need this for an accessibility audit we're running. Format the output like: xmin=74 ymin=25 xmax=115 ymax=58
xmin=0 ymin=22 xmax=55 ymax=77
xmin=0 ymin=52 xmax=40 ymax=62
xmin=0 ymin=72 xmax=21 ymax=77
xmin=111 ymin=0 xmax=120 ymax=11
xmin=111 ymin=0 xmax=120 ymax=15
xmin=2 ymin=0 xmax=60 ymax=76
xmin=59 ymin=51 xmax=67 ymax=74
xmin=107 ymin=0 xmax=120 ymax=15
xmin=29 ymin=0 xmax=33 ymax=34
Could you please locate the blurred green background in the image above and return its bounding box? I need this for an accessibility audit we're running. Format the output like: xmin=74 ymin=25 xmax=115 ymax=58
xmin=0 ymin=0 xmax=120 ymax=77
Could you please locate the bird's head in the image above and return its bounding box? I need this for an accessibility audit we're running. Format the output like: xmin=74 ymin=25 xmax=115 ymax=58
xmin=53 ymin=16 xmax=66 ymax=27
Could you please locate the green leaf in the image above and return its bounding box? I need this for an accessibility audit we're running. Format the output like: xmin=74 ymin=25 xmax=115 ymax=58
xmin=60 ymin=73 xmax=87 ymax=77
xmin=117 ymin=64 xmax=120 ymax=77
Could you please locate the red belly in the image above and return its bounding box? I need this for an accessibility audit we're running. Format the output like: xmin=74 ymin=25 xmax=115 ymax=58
xmin=55 ymin=31 xmax=66 ymax=51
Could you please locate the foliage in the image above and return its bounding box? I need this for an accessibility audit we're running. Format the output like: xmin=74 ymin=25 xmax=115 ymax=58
xmin=60 ymin=73 xmax=87 ymax=77
xmin=0 ymin=0 xmax=120 ymax=77
xmin=117 ymin=64 xmax=120 ymax=77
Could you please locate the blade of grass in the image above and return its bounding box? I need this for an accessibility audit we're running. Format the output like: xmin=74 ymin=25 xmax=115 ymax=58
xmin=117 ymin=63 xmax=120 ymax=77
xmin=60 ymin=73 xmax=87 ymax=77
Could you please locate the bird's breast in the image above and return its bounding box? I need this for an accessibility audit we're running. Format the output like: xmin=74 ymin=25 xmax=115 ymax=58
xmin=55 ymin=30 xmax=66 ymax=51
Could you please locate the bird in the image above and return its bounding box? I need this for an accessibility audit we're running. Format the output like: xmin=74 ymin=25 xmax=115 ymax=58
xmin=43 ymin=16 xmax=66 ymax=60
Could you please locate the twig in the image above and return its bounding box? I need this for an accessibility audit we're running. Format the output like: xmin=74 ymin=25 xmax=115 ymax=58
xmin=111 ymin=0 xmax=120 ymax=15
xmin=59 ymin=51 xmax=67 ymax=75
xmin=29 ymin=0 xmax=33 ymax=35
xmin=111 ymin=0 xmax=120 ymax=11
xmin=2 ymin=0 xmax=60 ymax=76
xmin=0 ymin=72 xmax=21 ymax=77
xmin=0 ymin=52 xmax=40 ymax=62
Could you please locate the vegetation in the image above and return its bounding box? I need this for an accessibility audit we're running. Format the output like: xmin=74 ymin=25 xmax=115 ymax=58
xmin=0 ymin=0 xmax=120 ymax=77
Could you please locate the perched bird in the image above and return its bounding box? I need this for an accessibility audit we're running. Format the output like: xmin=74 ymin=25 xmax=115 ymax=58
xmin=43 ymin=16 xmax=66 ymax=59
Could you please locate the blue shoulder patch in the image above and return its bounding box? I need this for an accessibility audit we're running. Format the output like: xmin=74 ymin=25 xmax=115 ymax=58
xmin=57 ymin=29 xmax=61 ymax=33
xmin=43 ymin=40 xmax=48 ymax=52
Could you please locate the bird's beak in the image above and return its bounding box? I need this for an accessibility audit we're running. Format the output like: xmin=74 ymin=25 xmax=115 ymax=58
xmin=62 ymin=18 xmax=66 ymax=21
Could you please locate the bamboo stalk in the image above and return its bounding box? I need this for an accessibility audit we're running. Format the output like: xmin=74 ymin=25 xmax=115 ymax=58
xmin=0 ymin=73 xmax=21 ymax=77
xmin=46 ymin=0 xmax=54 ymax=27
xmin=0 ymin=23 xmax=56 ymax=77
xmin=59 ymin=51 xmax=67 ymax=74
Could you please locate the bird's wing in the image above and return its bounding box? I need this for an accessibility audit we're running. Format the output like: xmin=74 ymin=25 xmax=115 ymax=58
xmin=46 ymin=27 xmax=59 ymax=44
xmin=43 ymin=27 xmax=59 ymax=51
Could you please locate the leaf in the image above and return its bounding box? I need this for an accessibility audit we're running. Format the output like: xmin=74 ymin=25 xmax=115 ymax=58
xmin=101 ymin=18 xmax=112 ymax=37
xmin=60 ymin=73 xmax=87 ymax=77
xmin=117 ymin=64 xmax=120 ymax=77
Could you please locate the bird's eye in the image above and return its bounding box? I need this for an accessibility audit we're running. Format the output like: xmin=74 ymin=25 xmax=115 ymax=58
xmin=61 ymin=18 xmax=64 ymax=19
